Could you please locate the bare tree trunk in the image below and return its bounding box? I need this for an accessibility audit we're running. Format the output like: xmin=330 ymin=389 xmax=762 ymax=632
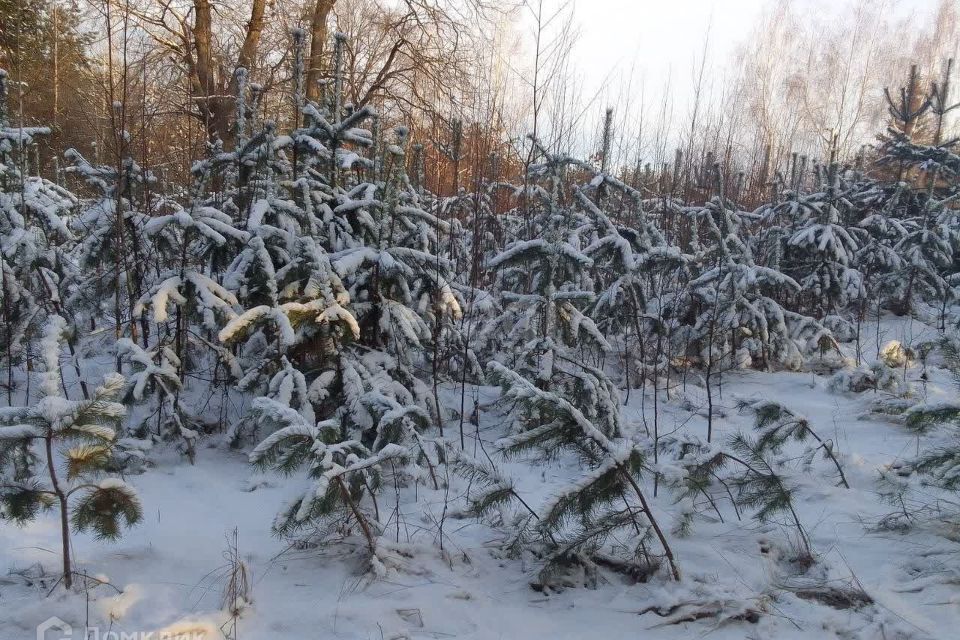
xmin=45 ymin=434 xmax=72 ymax=589
xmin=621 ymin=469 xmax=680 ymax=581
xmin=1 ymin=265 xmax=12 ymax=405
xmin=307 ymin=0 xmax=337 ymax=103
xmin=191 ymin=0 xmax=267 ymax=145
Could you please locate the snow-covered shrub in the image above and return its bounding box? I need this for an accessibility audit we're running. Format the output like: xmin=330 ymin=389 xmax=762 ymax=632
xmin=684 ymin=187 xmax=816 ymax=372
xmin=823 ymin=315 xmax=857 ymax=343
xmin=0 ymin=70 xmax=79 ymax=394
xmin=828 ymin=361 xmax=906 ymax=395
xmin=876 ymin=65 xmax=958 ymax=316
xmin=879 ymin=340 xmax=913 ymax=368
xmin=231 ymin=45 xmax=459 ymax=571
xmin=481 ymin=139 xmax=609 ymax=385
xmin=118 ymin=339 xmax=202 ymax=461
xmin=248 ymin=395 xmax=412 ymax=561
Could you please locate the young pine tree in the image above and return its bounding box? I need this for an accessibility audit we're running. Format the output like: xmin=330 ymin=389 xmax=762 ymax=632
xmin=487 ymin=361 xmax=681 ymax=584
xmin=0 ymin=316 xmax=141 ymax=589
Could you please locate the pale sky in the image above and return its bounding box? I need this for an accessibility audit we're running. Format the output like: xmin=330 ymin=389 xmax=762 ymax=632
xmin=567 ymin=0 xmax=941 ymax=87
xmin=571 ymin=0 xmax=768 ymax=97
xmin=513 ymin=0 xmax=945 ymax=153
xmin=567 ymin=0 xmax=770 ymax=146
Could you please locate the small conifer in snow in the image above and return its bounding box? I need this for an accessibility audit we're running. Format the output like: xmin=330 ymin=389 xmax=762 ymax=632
xmin=0 ymin=316 xmax=141 ymax=589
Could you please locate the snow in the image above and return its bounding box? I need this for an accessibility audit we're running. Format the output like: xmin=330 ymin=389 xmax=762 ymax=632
xmin=41 ymin=315 xmax=67 ymax=398
xmin=0 ymin=424 xmax=41 ymax=439
xmin=218 ymin=306 xmax=296 ymax=347
xmin=147 ymin=277 xmax=188 ymax=323
xmin=97 ymin=477 xmax=135 ymax=492
xmin=3 ymin=326 xmax=958 ymax=638
xmin=3 ymin=51 xmax=960 ymax=640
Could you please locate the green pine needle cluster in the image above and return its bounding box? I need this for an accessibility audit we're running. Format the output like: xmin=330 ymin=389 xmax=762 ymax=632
xmin=485 ymin=360 xmax=680 ymax=584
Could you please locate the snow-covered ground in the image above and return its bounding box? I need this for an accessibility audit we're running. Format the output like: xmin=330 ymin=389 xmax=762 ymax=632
xmin=3 ymin=318 xmax=959 ymax=640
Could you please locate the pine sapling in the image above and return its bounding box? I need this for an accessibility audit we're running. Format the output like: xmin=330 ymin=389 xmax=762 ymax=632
xmin=737 ymin=399 xmax=849 ymax=489
xmin=489 ymin=361 xmax=681 ymax=582
xmin=0 ymin=317 xmax=142 ymax=589
xmin=118 ymin=338 xmax=201 ymax=461
xmin=248 ymin=396 xmax=411 ymax=566
xmin=727 ymin=433 xmax=813 ymax=564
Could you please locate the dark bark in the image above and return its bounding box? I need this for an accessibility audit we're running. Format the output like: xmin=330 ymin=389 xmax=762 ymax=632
xmin=45 ymin=433 xmax=72 ymax=589
xmin=190 ymin=0 xmax=267 ymax=145
xmin=306 ymin=0 xmax=337 ymax=103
